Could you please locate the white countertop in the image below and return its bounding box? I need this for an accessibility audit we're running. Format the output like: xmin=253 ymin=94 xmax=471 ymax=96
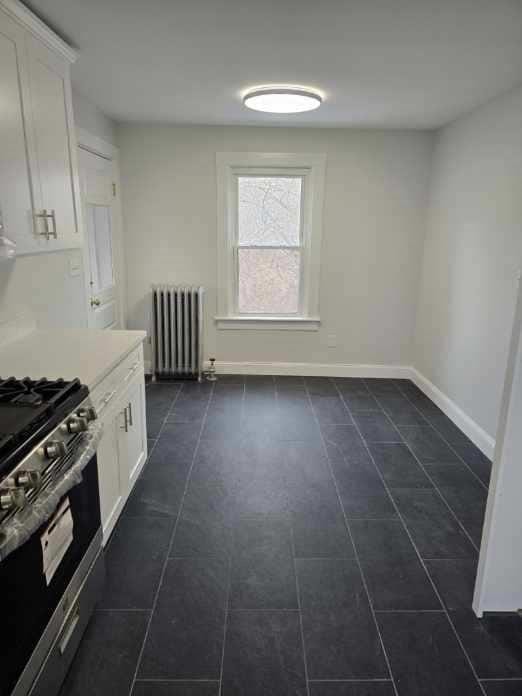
xmin=0 ymin=328 xmax=146 ymax=389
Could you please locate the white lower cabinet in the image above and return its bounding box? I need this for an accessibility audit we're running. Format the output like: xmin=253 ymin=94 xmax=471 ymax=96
xmin=94 ymin=352 xmax=147 ymax=543
xmin=117 ymin=372 xmax=147 ymax=493
xmin=96 ymin=401 xmax=123 ymax=540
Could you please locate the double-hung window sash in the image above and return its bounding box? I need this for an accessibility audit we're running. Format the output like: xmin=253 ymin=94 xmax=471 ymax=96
xmin=234 ymin=174 xmax=304 ymax=316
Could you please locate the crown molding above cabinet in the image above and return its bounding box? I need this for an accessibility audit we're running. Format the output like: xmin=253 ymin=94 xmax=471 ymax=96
xmin=0 ymin=0 xmax=77 ymax=62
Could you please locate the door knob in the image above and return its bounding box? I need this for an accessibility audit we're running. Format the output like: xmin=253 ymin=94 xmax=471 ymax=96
xmin=90 ymin=297 xmax=101 ymax=307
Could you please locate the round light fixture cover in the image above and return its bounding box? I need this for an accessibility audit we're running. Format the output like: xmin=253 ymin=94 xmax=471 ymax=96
xmin=243 ymin=87 xmax=322 ymax=114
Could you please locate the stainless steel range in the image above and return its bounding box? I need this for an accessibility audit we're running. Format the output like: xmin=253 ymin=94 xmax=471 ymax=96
xmin=0 ymin=377 xmax=104 ymax=696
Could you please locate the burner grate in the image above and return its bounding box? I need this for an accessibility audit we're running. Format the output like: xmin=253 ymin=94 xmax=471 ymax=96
xmin=0 ymin=376 xmax=87 ymax=476
xmin=0 ymin=377 xmax=80 ymax=408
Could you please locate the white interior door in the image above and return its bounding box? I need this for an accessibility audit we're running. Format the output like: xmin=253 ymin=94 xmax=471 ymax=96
xmin=78 ymin=148 xmax=118 ymax=328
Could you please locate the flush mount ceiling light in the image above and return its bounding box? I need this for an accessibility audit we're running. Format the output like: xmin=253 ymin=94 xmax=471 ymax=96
xmin=243 ymin=86 xmax=322 ymax=114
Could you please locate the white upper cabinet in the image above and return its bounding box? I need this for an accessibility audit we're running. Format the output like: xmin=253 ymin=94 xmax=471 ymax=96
xmin=0 ymin=1 xmax=82 ymax=254
xmin=0 ymin=13 xmax=36 ymax=252
xmin=26 ymin=37 xmax=80 ymax=250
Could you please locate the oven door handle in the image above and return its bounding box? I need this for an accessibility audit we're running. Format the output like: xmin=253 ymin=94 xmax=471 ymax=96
xmin=59 ymin=604 xmax=80 ymax=655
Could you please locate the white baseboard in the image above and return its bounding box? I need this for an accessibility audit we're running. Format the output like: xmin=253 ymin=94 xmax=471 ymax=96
xmin=145 ymin=359 xmax=411 ymax=379
xmin=208 ymin=360 xmax=412 ymax=379
xmin=144 ymin=356 xmax=494 ymax=458
xmin=410 ymin=368 xmax=495 ymax=459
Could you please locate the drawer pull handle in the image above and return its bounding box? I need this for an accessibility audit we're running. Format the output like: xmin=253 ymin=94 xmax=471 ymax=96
xmin=128 ymin=401 xmax=133 ymax=426
xmin=59 ymin=606 xmax=80 ymax=655
xmin=124 ymin=361 xmax=141 ymax=382
xmin=103 ymin=389 xmax=116 ymax=404
xmin=97 ymin=389 xmax=116 ymax=414
xmin=128 ymin=361 xmax=140 ymax=374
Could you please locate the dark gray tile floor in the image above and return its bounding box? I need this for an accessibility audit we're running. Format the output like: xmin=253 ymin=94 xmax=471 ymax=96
xmin=61 ymin=376 xmax=522 ymax=696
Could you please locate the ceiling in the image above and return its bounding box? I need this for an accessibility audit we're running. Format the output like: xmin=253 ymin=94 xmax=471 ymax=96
xmin=25 ymin=0 xmax=522 ymax=129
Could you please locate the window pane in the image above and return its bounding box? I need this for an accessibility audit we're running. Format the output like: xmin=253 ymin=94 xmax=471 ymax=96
xmin=86 ymin=204 xmax=114 ymax=293
xmin=238 ymin=248 xmax=300 ymax=314
xmin=238 ymin=176 xmax=302 ymax=246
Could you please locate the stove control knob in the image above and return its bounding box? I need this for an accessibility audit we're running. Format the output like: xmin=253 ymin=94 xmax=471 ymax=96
xmin=77 ymin=407 xmax=97 ymax=422
xmin=0 ymin=488 xmax=25 ymax=510
xmin=16 ymin=470 xmax=41 ymax=490
xmin=42 ymin=440 xmax=67 ymax=460
xmin=0 ymin=490 xmax=14 ymax=511
xmin=63 ymin=417 xmax=88 ymax=434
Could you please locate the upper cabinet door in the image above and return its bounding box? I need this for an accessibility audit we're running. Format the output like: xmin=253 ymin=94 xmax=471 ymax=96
xmin=25 ymin=36 xmax=81 ymax=251
xmin=0 ymin=14 xmax=39 ymax=253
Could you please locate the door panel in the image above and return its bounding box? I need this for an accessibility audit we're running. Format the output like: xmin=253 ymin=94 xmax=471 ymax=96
xmin=118 ymin=374 xmax=147 ymax=491
xmin=96 ymin=412 xmax=123 ymax=540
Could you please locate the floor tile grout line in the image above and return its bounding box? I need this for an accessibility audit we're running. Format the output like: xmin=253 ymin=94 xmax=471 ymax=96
xmin=217 ymin=379 xmax=246 ymax=696
xmin=127 ymin=379 xmax=216 ymax=696
xmin=333 ymin=380 xmax=488 ymax=696
xmin=480 ymin=677 xmax=522 ymax=682
xmin=393 ymin=382 xmax=489 ymax=492
xmin=373 ymin=609 xmax=445 ymax=613
xmin=290 ymin=526 xmax=312 ymax=696
xmin=96 ymin=608 xmax=151 ymax=613
xmin=217 ymin=555 xmax=232 ymax=696
xmin=308 ymin=678 xmax=394 ymax=683
xmin=276 ymin=384 xmax=312 ymax=696
xmin=368 ymin=392 xmax=480 ymax=554
xmin=135 ymin=678 xmax=220 ymax=683
xmin=421 ymin=558 xmax=478 ymax=562
xmin=308 ymin=379 xmax=400 ymax=696
xmin=227 ymin=608 xmax=301 ymax=613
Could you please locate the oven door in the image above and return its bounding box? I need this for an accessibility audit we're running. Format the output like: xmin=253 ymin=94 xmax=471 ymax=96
xmin=0 ymin=454 xmax=101 ymax=696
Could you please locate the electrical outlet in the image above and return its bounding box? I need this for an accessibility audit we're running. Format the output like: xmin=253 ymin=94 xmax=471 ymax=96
xmin=327 ymin=334 xmax=337 ymax=348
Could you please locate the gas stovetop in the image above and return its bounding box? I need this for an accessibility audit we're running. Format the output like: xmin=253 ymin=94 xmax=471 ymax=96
xmin=0 ymin=377 xmax=88 ymax=477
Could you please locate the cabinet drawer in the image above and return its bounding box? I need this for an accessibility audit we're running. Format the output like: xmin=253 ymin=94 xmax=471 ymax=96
xmin=91 ymin=344 xmax=144 ymax=416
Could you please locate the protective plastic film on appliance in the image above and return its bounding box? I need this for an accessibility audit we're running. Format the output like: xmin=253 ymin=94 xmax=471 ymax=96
xmin=0 ymin=421 xmax=103 ymax=562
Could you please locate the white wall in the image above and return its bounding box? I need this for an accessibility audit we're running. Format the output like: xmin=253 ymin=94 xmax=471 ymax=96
xmin=118 ymin=125 xmax=433 ymax=367
xmin=72 ymin=89 xmax=116 ymax=145
xmin=0 ymin=249 xmax=87 ymax=330
xmin=414 ymin=85 xmax=522 ymax=440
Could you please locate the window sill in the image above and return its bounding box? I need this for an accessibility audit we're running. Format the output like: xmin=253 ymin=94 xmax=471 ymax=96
xmin=215 ymin=316 xmax=321 ymax=331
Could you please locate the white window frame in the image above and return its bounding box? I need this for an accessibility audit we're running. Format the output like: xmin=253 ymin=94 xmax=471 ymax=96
xmin=215 ymin=152 xmax=326 ymax=331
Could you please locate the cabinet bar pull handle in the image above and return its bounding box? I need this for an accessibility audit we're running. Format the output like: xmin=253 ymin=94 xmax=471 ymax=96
xmin=48 ymin=209 xmax=57 ymax=238
xmin=34 ymin=210 xmax=57 ymax=239
xmin=35 ymin=209 xmax=50 ymax=239
xmin=128 ymin=401 xmax=133 ymax=426
xmin=120 ymin=407 xmax=129 ymax=432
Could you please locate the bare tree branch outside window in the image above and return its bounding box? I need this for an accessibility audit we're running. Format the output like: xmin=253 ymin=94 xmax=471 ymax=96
xmin=237 ymin=176 xmax=302 ymax=314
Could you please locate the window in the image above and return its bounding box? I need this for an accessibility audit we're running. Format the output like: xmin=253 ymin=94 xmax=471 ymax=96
xmin=85 ymin=203 xmax=114 ymax=294
xmin=216 ymin=153 xmax=326 ymax=330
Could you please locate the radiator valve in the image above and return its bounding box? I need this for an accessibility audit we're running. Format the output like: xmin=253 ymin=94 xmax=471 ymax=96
xmin=205 ymin=358 xmax=217 ymax=382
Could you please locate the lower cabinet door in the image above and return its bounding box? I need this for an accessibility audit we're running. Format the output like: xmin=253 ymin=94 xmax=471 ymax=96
xmin=117 ymin=372 xmax=147 ymax=493
xmin=96 ymin=410 xmax=123 ymax=541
